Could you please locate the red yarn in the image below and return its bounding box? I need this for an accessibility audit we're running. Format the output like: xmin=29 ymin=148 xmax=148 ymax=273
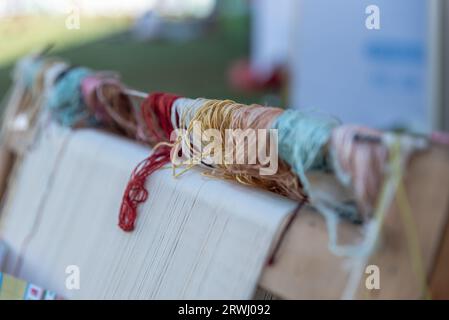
xmin=119 ymin=92 xmax=180 ymax=232
xmin=142 ymin=92 xmax=179 ymax=142
xmin=118 ymin=145 xmax=172 ymax=231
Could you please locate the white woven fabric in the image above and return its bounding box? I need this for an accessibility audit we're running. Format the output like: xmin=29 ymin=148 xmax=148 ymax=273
xmin=0 ymin=124 xmax=295 ymax=299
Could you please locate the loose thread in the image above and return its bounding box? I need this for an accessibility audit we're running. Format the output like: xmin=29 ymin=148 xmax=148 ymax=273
xmin=341 ymin=137 xmax=402 ymax=299
xmin=267 ymin=200 xmax=306 ymax=266
xmin=396 ymin=178 xmax=431 ymax=299
xmin=118 ymin=144 xmax=172 ymax=232
xmin=118 ymin=93 xmax=180 ymax=232
xmin=14 ymin=132 xmax=72 ymax=275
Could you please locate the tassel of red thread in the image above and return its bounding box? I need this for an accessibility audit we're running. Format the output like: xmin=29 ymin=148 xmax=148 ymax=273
xmin=118 ymin=145 xmax=172 ymax=231
xmin=119 ymin=93 xmax=180 ymax=232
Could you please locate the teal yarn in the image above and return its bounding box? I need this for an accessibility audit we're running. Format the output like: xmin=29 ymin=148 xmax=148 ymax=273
xmin=47 ymin=67 xmax=94 ymax=127
xmin=273 ymin=109 xmax=340 ymax=191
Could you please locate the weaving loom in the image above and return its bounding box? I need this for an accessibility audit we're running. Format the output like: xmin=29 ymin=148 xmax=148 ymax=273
xmin=0 ymin=54 xmax=449 ymax=300
xmin=1 ymin=123 xmax=295 ymax=299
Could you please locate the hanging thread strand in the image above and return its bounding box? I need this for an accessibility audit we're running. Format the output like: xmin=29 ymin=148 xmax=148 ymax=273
xmin=118 ymin=93 xmax=179 ymax=231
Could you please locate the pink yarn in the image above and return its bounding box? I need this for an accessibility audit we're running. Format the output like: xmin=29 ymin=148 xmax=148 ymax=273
xmin=81 ymin=74 xmax=119 ymax=125
xmin=431 ymin=131 xmax=449 ymax=146
xmin=331 ymin=125 xmax=388 ymax=219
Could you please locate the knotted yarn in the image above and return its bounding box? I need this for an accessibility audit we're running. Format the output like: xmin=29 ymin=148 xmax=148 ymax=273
xmin=118 ymin=92 xmax=180 ymax=232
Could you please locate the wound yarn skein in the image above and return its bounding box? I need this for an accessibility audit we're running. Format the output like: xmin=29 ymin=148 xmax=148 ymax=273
xmin=47 ymin=67 xmax=93 ymax=127
xmin=330 ymin=125 xmax=388 ymax=218
xmin=273 ymin=109 xmax=340 ymax=192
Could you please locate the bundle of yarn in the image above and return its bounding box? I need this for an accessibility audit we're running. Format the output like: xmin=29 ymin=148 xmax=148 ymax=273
xmin=9 ymin=54 xmax=408 ymax=233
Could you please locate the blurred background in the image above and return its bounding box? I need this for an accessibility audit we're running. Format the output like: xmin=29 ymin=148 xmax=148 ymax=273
xmin=0 ymin=0 xmax=448 ymax=133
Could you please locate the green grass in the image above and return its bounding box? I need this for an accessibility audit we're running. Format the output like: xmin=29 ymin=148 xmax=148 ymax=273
xmin=0 ymin=16 xmax=131 ymax=66
xmin=0 ymin=15 xmax=267 ymax=112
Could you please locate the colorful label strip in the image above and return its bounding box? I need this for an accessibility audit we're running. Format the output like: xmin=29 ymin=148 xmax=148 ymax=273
xmin=0 ymin=272 xmax=63 ymax=300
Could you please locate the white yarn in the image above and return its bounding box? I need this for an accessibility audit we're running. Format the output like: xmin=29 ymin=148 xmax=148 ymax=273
xmin=170 ymin=97 xmax=192 ymax=130
xmin=170 ymin=98 xmax=211 ymax=167
xmin=0 ymin=123 xmax=295 ymax=299
xmin=179 ymin=98 xmax=208 ymax=129
xmin=340 ymin=133 xmax=429 ymax=300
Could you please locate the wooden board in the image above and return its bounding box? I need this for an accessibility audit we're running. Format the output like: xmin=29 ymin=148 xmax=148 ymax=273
xmin=260 ymin=145 xmax=449 ymax=299
xmin=430 ymin=211 xmax=449 ymax=299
